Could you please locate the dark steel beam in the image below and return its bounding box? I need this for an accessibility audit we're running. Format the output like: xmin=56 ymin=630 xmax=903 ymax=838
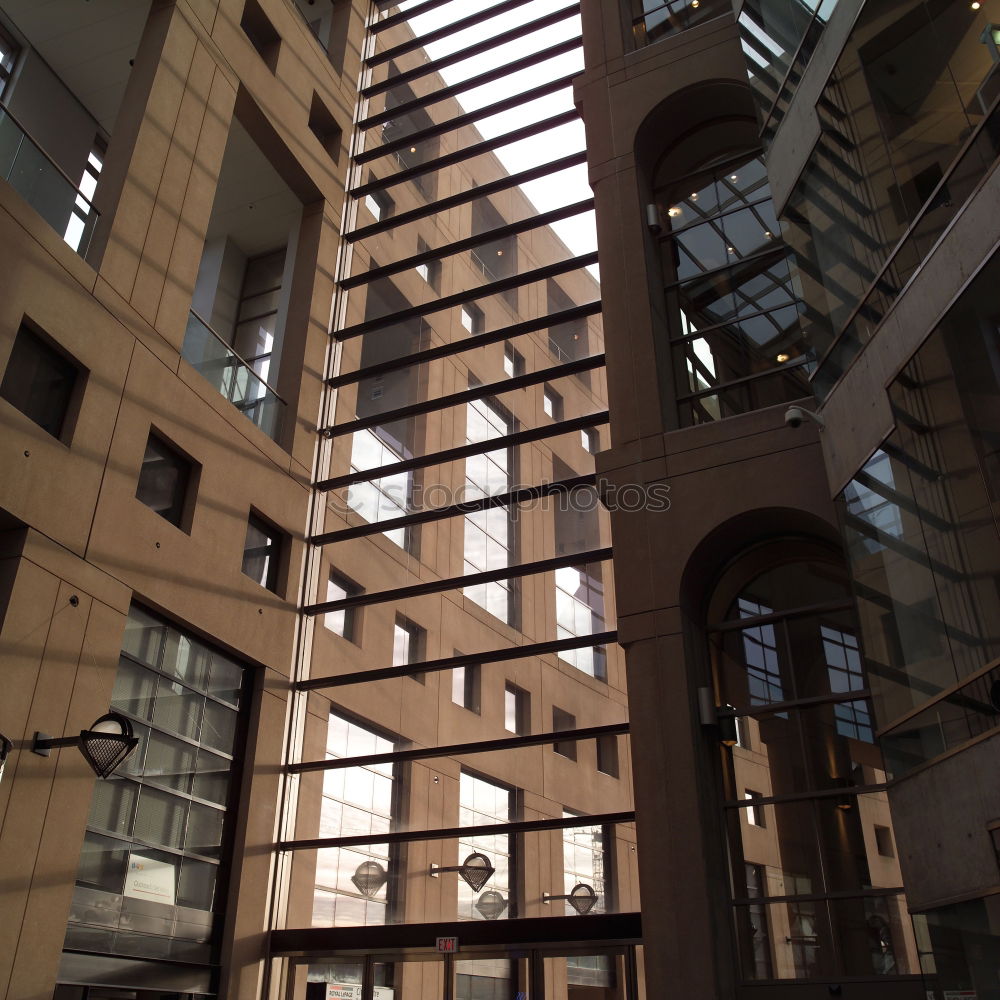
xmin=323 ymin=354 xmax=605 ymax=437
xmin=351 ymin=110 xmax=581 ymax=198
xmin=347 ymin=151 xmax=587 ymax=242
xmin=327 ymin=303 xmax=601 ymax=381
xmin=356 ymin=72 xmax=579 ymax=153
xmin=298 ymin=629 xmax=618 ymax=690
xmin=363 ymin=10 xmax=580 ymax=94
xmin=303 ymin=548 xmax=614 ymax=615
xmin=340 ymin=198 xmax=594 ymax=288
xmin=334 ymin=252 xmax=599 ymax=340
xmin=315 ymin=411 xmax=609 ymax=492
xmin=280 ymin=810 xmax=636 ymax=851
xmin=289 ymin=722 xmax=629 ymax=773
xmin=269 ymin=912 xmax=642 ymax=955
xmin=313 ymin=474 xmax=598 ymax=546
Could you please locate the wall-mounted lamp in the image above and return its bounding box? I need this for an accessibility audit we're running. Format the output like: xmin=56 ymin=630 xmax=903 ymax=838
xmin=543 ymin=882 xmax=598 ymax=915
xmin=430 ymin=851 xmax=494 ymax=891
xmin=351 ymin=860 xmax=388 ymax=897
xmin=983 ymin=23 xmax=1000 ymax=62
xmin=475 ymin=889 xmax=508 ymax=920
xmin=698 ymin=688 xmax=740 ymax=746
xmin=645 ymin=203 xmax=661 ymax=235
xmin=32 ymin=712 xmax=139 ymax=779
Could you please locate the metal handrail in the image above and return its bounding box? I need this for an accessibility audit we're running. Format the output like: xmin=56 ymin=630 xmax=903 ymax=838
xmin=187 ymin=308 xmax=288 ymax=405
xmin=0 ymin=102 xmax=98 ymax=214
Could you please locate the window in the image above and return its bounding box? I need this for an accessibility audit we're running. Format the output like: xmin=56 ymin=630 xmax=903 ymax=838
xmin=0 ymin=25 xmax=20 ymax=97
xmin=555 ymin=565 xmax=607 ymax=680
xmin=240 ymin=0 xmax=281 ymax=70
xmin=542 ymin=385 xmax=562 ymax=420
xmin=596 ymin=733 xmax=618 ymax=777
xmin=314 ymin=712 xmax=397 ymax=927
xmin=242 ymin=512 xmax=283 ymax=592
xmin=393 ymin=616 xmax=425 ymax=683
xmin=503 ymin=342 xmax=524 ymax=378
xmin=458 ymin=771 xmax=514 ymax=920
xmin=1 ymin=324 xmax=82 ymax=440
xmin=463 ymin=398 xmax=514 ymax=623
xmin=67 ymin=605 xmax=245 ymax=963
xmin=64 ymin=136 xmax=104 ymax=253
xmin=461 ymin=302 xmax=484 ymax=335
xmin=504 ymin=683 xmax=529 ymax=735
xmin=875 ymin=825 xmax=894 ymax=858
xmin=416 ymin=237 xmax=441 ymax=292
xmin=581 ymin=427 xmax=598 ymax=454
xmin=562 ymin=811 xmax=612 ymax=985
xmin=364 ymin=182 xmax=394 ymax=223
xmin=744 ymin=790 xmax=765 ymax=827
xmin=452 ymin=663 xmax=480 ymax=713
xmin=552 ymin=707 xmax=577 ymax=760
xmin=325 ymin=571 xmax=361 ymax=641
xmin=742 ymin=864 xmax=773 ymax=980
xmin=136 ymin=432 xmax=195 ymax=529
xmin=347 ymin=428 xmax=409 ymax=549
xmin=308 ymin=92 xmax=342 ymax=164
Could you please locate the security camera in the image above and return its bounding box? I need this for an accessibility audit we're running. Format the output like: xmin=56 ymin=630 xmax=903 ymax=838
xmin=645 ymin=203 xmax=661 ymax=235
xmin=784 ymin=405 xmax=825 ymax=430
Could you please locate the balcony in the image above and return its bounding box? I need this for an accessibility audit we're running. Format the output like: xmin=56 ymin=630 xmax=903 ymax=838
xmin=0 ymin=106 xmax=99 ymax=256
xmin=182 ymin=311 xmax=286 ymax=441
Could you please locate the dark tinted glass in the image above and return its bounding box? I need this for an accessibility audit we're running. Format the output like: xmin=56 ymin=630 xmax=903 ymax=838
xmin=1 ymin=325 xmax=79 ymax=437
xmin=136 ymin=434 xmax=191 ymax=527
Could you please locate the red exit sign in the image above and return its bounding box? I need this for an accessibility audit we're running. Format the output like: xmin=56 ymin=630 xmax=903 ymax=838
xmin=436 ymin=937 xmax=459 ymax=953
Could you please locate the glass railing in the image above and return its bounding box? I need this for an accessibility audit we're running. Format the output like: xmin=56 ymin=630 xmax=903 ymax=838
xmin=632 ymin=0 xmax=732 ymax=48
xmin=182 ymin=311 xmax=286 ymax=441
xmin=0 ymin=106 xmax=99 ymax=257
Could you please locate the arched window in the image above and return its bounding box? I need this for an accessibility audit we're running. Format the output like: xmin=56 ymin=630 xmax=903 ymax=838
xmin=706 ymin=544 xmax=919 ymax=983
xmin=653 ymin=147 xmax=813 ymax=425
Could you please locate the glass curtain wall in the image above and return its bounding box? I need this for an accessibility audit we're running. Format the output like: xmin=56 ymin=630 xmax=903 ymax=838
xmin=710 ymin=553 xmax=920 ymax=983
xmin=774 ymin=0 xmax=1000 ymax=394
xmin=839 ymin=250 xmax=1000 ymax=775
xmin=61 ymin=605 xmax=246 ymax=996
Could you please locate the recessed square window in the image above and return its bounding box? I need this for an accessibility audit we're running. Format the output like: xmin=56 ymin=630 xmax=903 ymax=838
xmin=874 ymin=824 xmax=894 ymax=858
xmin=543 ymin=385 xmax=563 ymax=420
xmin=394 ymin=615 xmax=426 ymax=683
xmin=308 ymin=92 xmax=342 ymax=165
xmin=553 ymin=706 xmax=577 ymax=760
xmin=452 ymin=662 xmax=480 ymax=713
xmin=242 ymin=511 xmax=284 ymax=593
xmin=416 ymin=237 xmax=441 ymax=292
xmin=364 ymin=182 xmax=394 ymax=223
xmin=136 ymin=432 xmax=196 ymax=529
xmin=503 ymin=343 xmax=525 ymax=378
xmin=581 ymin=427 xmax=597 ymax=454
xmin=241 ymin=0 xmax=281 ymax=71
xmin=596 ymin=733 xmax=619 ymax=777
xmin=744 ymin=790 xmax=765 ymax=827
xmin=504 ymin=683 xmax=529 ymax=735
xmin=325 ymin=570 xmax=362 ymax=641
xmin=460 ymin=303 xmax=484 ymax=335
xmin=1 ymin=324 xmax=83 ymax=440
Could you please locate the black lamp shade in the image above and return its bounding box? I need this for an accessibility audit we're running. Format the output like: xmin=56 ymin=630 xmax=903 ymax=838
xmin=567 ymin=883 xmax=598 ymax=915
xmin=351 ymin=861 xmax=388 ymax=897
xmin=459 ymin=852 xmax=495 ymax=892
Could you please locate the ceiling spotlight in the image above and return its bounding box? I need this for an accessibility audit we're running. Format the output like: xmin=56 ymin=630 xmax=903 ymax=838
xmin=764 ymin=230 xmax=774 ymax=239
xmin=727 ymin=246 xmax=736 ymax=254
xmin=690 ymin=192 xmax=699 ymax=201
xmin=409 ymin=146 xmax=417 ymax=153
xmin=668 ymin=206 xmax=682 ymax=217
xmin=730 ymin=174 xmax=738 ymax=182
xmin=776 ymin=352 xmax=790 ymax=363
xmin=32 ymin=712 xmax=140 ymax=779
xmin=971 ymin=1 xmax=981 ymax=9
xmin=496 ymin=249 xmax=504 ymax=256
xmin=691 ymin=0 xmax=700 ymax=7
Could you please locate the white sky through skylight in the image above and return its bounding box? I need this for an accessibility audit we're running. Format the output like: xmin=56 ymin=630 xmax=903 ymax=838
xmin=391 ymin=0 xmax=598 ymax=276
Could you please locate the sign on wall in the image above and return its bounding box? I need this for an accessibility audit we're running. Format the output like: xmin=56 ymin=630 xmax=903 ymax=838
xmin=324 ymin=986 xmax=394 ymax=1000
xmin=436 ymin=936 xmax=459 ymax=953
xmin=123 ymin=854 xmax=177 ymax=906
